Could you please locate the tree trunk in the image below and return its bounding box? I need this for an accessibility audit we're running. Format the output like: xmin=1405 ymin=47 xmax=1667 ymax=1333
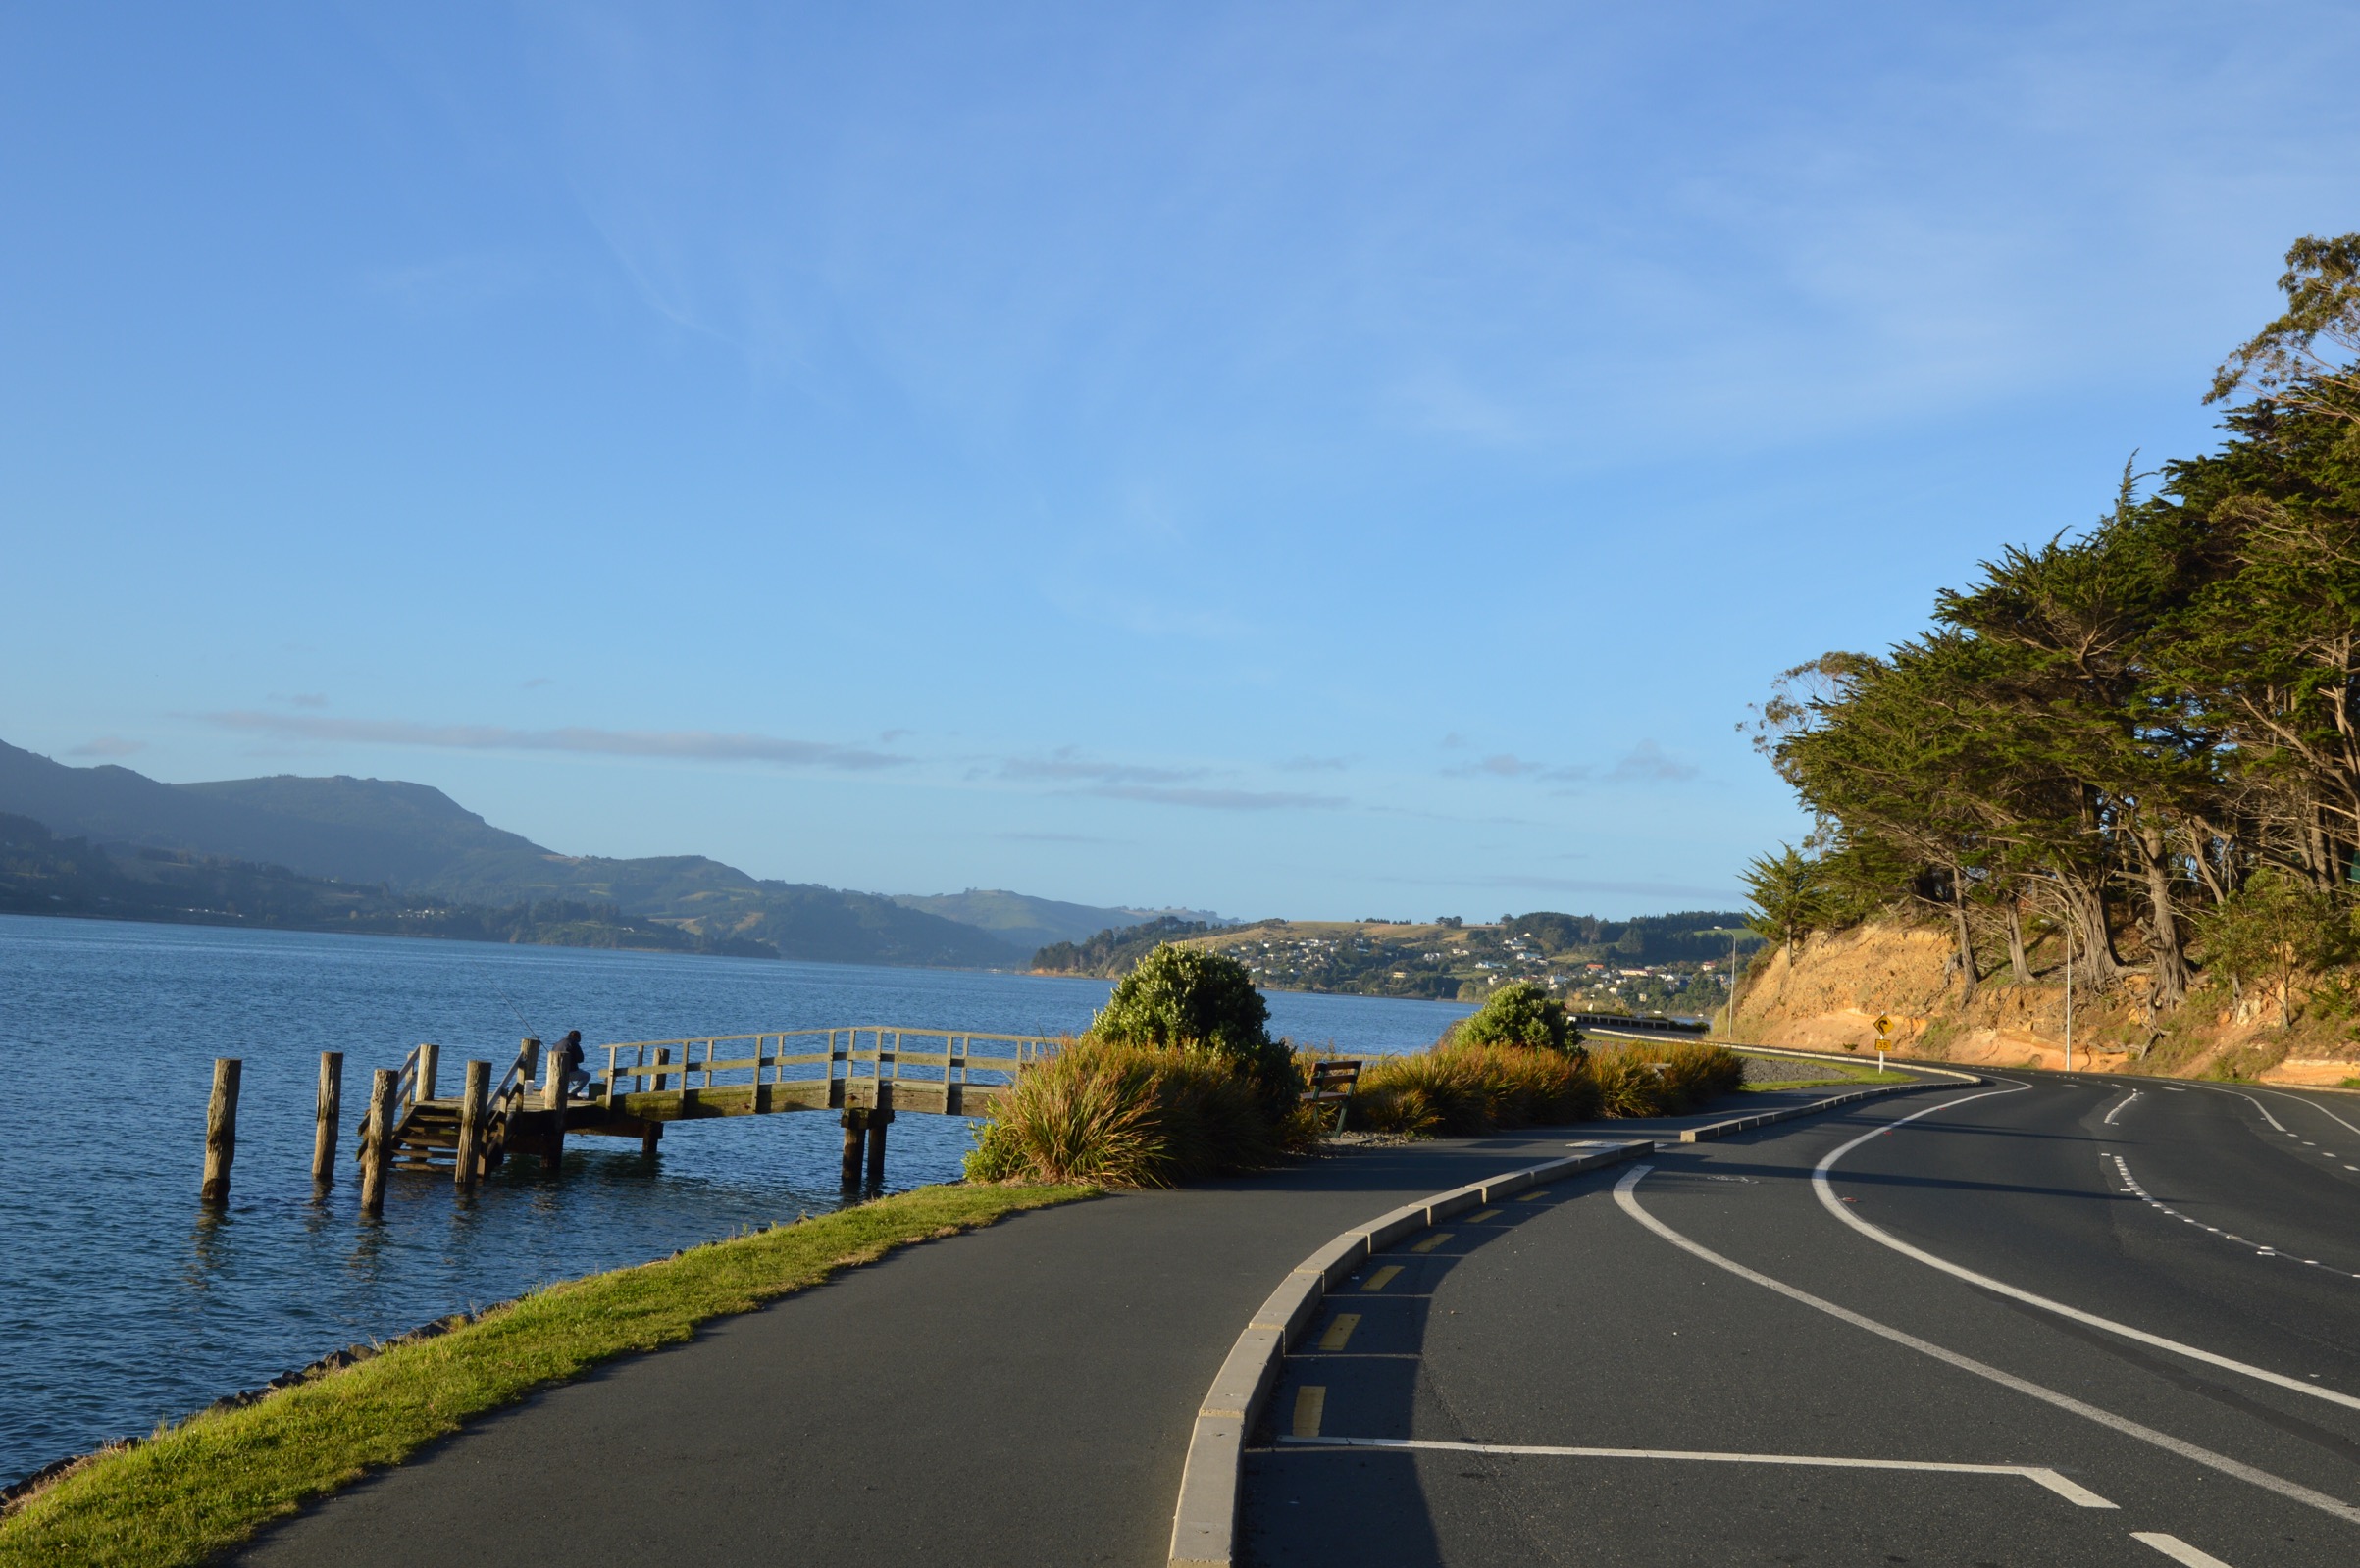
xmin=1949 ymin=871 xmax=1978 ymax=1006
xmin=2054 ymin=875 xmax=2123 ymax=989
xmin=2006 ymin=902 xmax=2031 ymax=985
xmin=2137 ymin=823 xmax=2188 ymax=1010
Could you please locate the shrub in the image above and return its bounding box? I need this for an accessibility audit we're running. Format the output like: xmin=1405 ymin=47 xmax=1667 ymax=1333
xmin=1453 ymin=981 xmax=1578 ymax=1052
xmin=1353 ymin=1042 xmax=1601 ymax=1136
xmin=1092 ymin=942 xmax=1295 ymax=1101
xmin=1351 ymin=1037 xmax=1745 ymax=1135
xmin=964 ymin=1038 xmax=1302 ymax=1187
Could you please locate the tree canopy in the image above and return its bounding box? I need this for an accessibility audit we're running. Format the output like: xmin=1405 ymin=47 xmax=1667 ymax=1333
xmin=1749 ymin=233 xmax=2360 ymax=1016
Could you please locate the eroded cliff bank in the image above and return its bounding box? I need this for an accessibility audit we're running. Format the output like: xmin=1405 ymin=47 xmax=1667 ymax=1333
xmin=1732 ymin=921 xmax=2360 ymax=1085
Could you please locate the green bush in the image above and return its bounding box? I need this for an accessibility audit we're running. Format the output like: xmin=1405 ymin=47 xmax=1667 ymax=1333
xmin=1351 ymin=1037 xmax=1746 ymax=1135
xmin=1353 ymin=1041 xmax=1600 ymax=1136
xmin=964 ymin=1038 xmax=1308 ymax=1187
xmin=1453 ymin=981 xmax=1579 ymax=1052
xmin=1092 ymin=942 xmax=1295 ymax=1099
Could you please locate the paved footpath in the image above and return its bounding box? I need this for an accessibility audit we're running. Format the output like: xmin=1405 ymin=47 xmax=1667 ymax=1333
xmin=235 ymin=1093 xmax=1850 ymax=1568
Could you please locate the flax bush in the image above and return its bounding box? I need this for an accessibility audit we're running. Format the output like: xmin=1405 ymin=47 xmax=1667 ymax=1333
xmin=964 ymin=1038 xmax=1309 ymax=1187
xmin=1352 ymin=1037 xmax=1745 ymax=1136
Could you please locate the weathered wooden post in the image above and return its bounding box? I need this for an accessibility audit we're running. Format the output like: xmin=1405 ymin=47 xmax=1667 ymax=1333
xmin=312 ymin=1051 xmax=343 ymax=1188
xmin=640 ymin=1122 xmax=662 ymax=1159
xmin=542 ymin=1044 xmax=568 ymax=1171
xmin=865 ymin=1108 xmax=893 ymax=1187
xmin=651 ymin=1045 xmax=671 ymax=1092
xmin=416 ymin=1042 xmax=439 ymax=1105
xmin=201 ymin=1058 xmax=241 ymax=1203
xmin=359 ymin=1067 xmax=399 ymax=1216
xmin=455 ymin=1059 xmax=489 ymax=1189
xmin=839 ymin=1109 xmax=866 ymax=1187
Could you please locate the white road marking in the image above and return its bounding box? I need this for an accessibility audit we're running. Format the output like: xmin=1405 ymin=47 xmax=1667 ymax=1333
xmin=1272 ymin=1435 xmax=2115 ymax=1507
xmin=2255 ymin=1087 xmax=2360 ymax=1141
xmin=2109 ymin=1155 xmax=2360 ymax=1280
xmin=2131 ymin=1531 xmax=2237 ymax=1566
xmin=1813 ymin=1095 xmax=2360 ymax=1411
xmin=1614 ymin=1166 xmax=2360 ymax=1527
xmin=2105 ymin=1089 xmax=2141 ymax=1126
xmin=2191 ymin=1085 xmax=2291 ymax=1134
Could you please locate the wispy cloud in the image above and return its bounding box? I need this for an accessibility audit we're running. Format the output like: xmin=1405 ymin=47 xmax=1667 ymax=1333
xmin=1002 ymin=747 xmax=1207 ymax=786
xmin=269 ymin=692 xmax=329 ymax=709
xmin=1088 ymin=784 xmax=1346 ymax=812
xmin=202 ymin=712 xmax=908 ymax=770
xmin=69 ymin=735 xmax=145 ymax=758
xmin=996 ymin=830 xmax=1125 ymax=844
xmin=1279 ymin=754 xmax=1350 ymax=772
xmin=1605 ymin=741 xmax=1698 ymax=784
xmin=1449 ymin=752 xmax=1588 ymax=783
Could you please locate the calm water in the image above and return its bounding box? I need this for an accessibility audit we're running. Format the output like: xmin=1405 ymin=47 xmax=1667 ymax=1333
xmin=0 ymin=912 xmax=1469 ymax=1484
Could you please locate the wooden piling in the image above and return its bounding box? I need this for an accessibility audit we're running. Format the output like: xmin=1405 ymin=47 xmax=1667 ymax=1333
xmin=865 ymin=1108 xmax=892 ymax=1187
xmin=543 ymin=1055 xmax=568 ymax=1173
xmin=651 ymin=1045 xmax=671 ymax=1092
xmin=640 ymin=1122 xmax=662 ymax=1159
xmin=455 ymin=1059 xmax=489 ymax=1189
xmin=839 ymin=1109 xmax=866 ymax=1187
xmin=416 ymin=1041 xmax=439 ymax=1105
xmin=312 ymin=1051 xmax=343 ymax=1188
xmin=359 ymin=1067 xmax=399 ymax=1216
xmin=201 ymin=1058 xmax=241 ymax=1203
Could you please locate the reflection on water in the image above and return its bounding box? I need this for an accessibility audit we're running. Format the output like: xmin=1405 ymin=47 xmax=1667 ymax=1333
xmin=0 ymin=911 xmax=1469 ymax=1484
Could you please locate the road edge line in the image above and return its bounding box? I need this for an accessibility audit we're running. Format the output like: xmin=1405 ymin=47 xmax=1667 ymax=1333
xmin=1162 ymin=1138 xmax=1652 ymax=1568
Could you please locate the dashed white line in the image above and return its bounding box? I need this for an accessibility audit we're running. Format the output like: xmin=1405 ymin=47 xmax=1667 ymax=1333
xmin=2108 ymin=1154 xmax=2360 ymax=1281
xmin=1615 ymin=1166 xmax=2360 ymax=1527
xmin=2132 ymin=1531 xmax=2238 ymax=1566
xmin=1273 ymin=1435 xmax=2119 ymax=1507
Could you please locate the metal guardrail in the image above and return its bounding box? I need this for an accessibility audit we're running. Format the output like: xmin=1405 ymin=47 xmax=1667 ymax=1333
xmin=1569 ymin=1013 xmax=1710 ymax=1037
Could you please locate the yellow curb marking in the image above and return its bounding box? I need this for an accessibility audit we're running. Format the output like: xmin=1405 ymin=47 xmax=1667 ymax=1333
xmin=1410 ymin=1233 xmax=1453 ymax=1253
xmin=1319 ymin=1313 xmax=1361 ymax=1351
xmin=1360 ymin=1265 xmax=1405 ymax=1291
xmin=1469 ymin=1208 xmax=1502 ymax=1222
xmin=1293 ymin=1386 xmax=1326 ymax=1438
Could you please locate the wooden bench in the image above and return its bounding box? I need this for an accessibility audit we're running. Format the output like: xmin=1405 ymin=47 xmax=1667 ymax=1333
xmin=1303 ymin=1058 xmax=1363 ymax=1135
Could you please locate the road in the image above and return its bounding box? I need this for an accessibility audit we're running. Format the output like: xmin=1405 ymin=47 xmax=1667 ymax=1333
xmin=232 ymin=1096 xmax=1831 ymax=1568
xmin=1245 ymin=1072 xmax=2360 ymax=1566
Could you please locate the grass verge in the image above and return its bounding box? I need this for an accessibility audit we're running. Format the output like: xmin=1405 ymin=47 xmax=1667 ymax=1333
xmin=0 ymin=1182 xmax=1090 ymax=1568
xmin=1738 ymin=1052 xmax=1909 ymax=1091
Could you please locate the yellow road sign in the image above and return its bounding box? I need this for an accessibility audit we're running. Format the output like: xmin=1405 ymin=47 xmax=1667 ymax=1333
xmin=1873 ymin=1014 xmax=1892 ymax=1037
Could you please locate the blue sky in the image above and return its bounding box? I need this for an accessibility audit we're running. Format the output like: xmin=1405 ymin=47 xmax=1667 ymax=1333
xmin=4 ymin=3 xmax=2356 ymax=920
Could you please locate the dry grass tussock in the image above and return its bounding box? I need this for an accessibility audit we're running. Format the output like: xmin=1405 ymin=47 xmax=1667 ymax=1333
xmin=1353 ymin=1039 xmax=1745 ymax=1137
xmin=964 ymin=1037 xmax=1317 ymax=1187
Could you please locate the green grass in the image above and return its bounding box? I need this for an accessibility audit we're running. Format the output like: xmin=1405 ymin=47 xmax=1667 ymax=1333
xmin=1737 ymin=1051 xmax=1909 ymax=1092
xmin=0 ymin=1182 xmax=1090 ymax=1568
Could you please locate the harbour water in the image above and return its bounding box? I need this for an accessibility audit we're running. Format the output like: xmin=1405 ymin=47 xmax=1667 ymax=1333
xmin=0 ymin=912 xmax=1470 ymax=1485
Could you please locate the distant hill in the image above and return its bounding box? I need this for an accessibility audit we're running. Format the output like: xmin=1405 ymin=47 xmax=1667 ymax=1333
xmin=891 ymin=888 xmax=1230 ymax=953
xmin=1031 ymin=914 xmax=1238 ymax=977
xmin=0 ymin=739 xmax=1022 ymax=967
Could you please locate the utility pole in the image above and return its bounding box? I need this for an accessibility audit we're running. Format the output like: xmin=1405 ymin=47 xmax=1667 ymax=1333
xmin=2065 ymin=923 xmax=2075 ymax=1073
xmin=1724 ymin=934 xmax=1738 ymax=1040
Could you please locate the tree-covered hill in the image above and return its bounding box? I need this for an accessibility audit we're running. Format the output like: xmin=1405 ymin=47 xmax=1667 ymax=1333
xmin=1745 ymin=232 xmax=2360 ymax=1046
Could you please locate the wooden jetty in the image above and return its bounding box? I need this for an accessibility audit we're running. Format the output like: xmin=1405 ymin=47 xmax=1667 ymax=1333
xmin=374 ymin=1028 xmax=1058 ymax=1188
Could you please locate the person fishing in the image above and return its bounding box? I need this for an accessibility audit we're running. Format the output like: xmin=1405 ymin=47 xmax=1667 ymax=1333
xmin=555 ymin=1030 xmax=593 ymax=1097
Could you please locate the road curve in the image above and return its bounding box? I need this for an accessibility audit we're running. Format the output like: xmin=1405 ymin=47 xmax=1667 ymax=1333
xmin=1246 ymin=1076 xmax=2360 ymax=1566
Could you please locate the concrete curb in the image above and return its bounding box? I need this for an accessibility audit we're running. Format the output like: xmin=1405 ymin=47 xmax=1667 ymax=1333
xmin=1673 ymin=1076 xmax=1976 ymax=1142
xmin=1164 ymin=1138 xmax=1653 ymax=1568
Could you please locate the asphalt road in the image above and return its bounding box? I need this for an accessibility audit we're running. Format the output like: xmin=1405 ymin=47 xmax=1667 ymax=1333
xmin=234 ymin=1094 xmax=1838 ymax=1568
xmin=1245 ymin=1073 xmax=2360 ymax=1567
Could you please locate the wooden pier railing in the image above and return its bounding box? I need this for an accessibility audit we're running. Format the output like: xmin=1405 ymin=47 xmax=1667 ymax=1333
xmin=598 ymin=1027 xmax=1058 ymax=1119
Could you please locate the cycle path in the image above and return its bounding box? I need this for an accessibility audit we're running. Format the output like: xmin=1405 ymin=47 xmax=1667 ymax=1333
xmin=235 ymin=1091 xmax=1864 ymax=1568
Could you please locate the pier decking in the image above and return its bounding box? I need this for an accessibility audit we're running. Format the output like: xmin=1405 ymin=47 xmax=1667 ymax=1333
xmin=377 ymin=1029 xmax=1058 ymax=1188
